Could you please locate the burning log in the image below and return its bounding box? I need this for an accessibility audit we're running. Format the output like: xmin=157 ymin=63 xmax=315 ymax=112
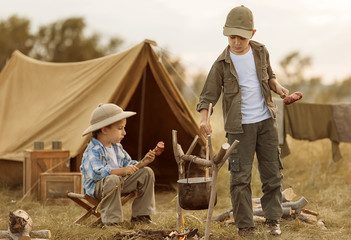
xmin=0 ymin=210 xmax=51 ymax=240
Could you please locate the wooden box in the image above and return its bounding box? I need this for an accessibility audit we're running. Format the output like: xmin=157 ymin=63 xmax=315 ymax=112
xmin=23 ymin=149 xmax=70 ymax=198
xmin=40 ymin=172 xmax=82 ymax=203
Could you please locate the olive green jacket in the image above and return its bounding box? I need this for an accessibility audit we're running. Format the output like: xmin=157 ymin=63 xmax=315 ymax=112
xmin=196 ymin=40 xmax=278 ymax=134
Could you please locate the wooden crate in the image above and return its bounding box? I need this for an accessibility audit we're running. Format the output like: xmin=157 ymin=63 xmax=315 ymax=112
xmin=40 ymin=172 xmax=82 ymax=203
xmin=23 ymin=149 xmax=70 ymax=198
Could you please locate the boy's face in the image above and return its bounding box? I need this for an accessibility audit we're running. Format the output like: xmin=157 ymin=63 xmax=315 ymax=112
xmin=104 ymin=118 xmax=127 ymax=144
xmin=227 ymin=30 xmax=255 ymax=55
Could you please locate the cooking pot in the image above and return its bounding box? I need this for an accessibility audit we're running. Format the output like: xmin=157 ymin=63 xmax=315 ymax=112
xmin=177 ymin=177 xmax=217 ymax=210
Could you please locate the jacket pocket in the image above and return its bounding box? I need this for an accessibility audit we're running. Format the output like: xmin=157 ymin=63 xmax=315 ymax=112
xmin=223 ymin=78 xmax=238 ymax=94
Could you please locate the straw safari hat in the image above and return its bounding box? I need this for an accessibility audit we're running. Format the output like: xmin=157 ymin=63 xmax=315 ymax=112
xmin=82 ymin=103 xmax=136 ymax=136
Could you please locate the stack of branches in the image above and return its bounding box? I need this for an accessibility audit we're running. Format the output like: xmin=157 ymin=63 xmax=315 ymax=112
xmin=212 ymin=187 xmax=327 ymax=230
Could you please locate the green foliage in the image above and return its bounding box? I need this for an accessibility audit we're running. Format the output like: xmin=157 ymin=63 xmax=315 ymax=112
xmin=31 ymin=17 xmax=123 ymax=62
xmin=0 ymin=15 xmax=34 ymax=71
xmin=0 ymin=15 xmax=123 ymax=71
xmin=279 ymin=51 xmax=312 ymax=84
xmin=155 ymin=48 xmax=186 ymax=94
xmin=278 ymin=50 xmax=351 ymax=104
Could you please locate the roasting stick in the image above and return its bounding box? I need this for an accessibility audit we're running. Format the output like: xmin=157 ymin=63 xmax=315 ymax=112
xmin=205 ymin=103 xmax=212 ymax=178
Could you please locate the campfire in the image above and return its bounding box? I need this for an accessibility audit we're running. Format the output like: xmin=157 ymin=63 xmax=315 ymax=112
xmin=167 ymin=228 xmax=199 ymax=240
xmin=112 ymin=228 xmax=200 ymax=240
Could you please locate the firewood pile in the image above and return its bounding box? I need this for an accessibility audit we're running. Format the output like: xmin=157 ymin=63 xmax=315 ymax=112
xmin=212 ymin=187 xmax=327 ymax=230
xmin=0 ymin=209 xmax=51 ymax=240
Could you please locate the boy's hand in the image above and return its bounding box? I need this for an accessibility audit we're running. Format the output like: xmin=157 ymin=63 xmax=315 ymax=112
xmin=276 ymin=86 xmax=289 ymax=99
xmin=200 ymin=121 xmax=212 ymax=138
xmin=199 ymin=108 xmax=212 ymax=138
xmin=124 ymin=165 xmax=139 ymax=175
xmin=143 ymin=149 xmax=156 ymax=165
xmin=269 ymin=78 xmax=289 ymax=98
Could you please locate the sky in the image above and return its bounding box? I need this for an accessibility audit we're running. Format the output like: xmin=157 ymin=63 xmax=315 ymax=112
xmin=1 ymin=0 xmax=351 ymax=84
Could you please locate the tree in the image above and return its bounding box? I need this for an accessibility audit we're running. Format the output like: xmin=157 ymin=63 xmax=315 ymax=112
xmin=0 ymin=15 xmax=123 ymax=71
xmin=30 ymin=17 xmax=123 ymax=62
xmin=0 ymin=15 xmax=34 ymax=71
xmin=279 ymin=51 xmax=312 ymax=85
xmin=154 ymin=48 xmax=186 ymax=94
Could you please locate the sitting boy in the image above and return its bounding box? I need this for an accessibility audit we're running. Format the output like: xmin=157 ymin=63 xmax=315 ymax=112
xmin=80 ymin=103 xmax=156 ymax=226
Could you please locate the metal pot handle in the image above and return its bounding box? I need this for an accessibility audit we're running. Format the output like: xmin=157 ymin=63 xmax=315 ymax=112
xmin=186 ymin=156 xmax=196 ymax=184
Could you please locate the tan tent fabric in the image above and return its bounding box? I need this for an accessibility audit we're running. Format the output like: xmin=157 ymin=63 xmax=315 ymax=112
xmin=0 ymin=40 xmax=205 ymax=183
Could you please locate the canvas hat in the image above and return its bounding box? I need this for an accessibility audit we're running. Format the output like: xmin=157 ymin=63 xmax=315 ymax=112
xmin=82 ymin=103 xmax=136 ymax=136
xmin=223 ymin=5 xmax=254 ymax=39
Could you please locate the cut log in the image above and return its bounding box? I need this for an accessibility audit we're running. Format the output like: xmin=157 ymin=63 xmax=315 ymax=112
xmin=253 ymin=207 xmax=293 ymax=218
xmin=298 ymin=213 xmax=318 ymax=224
xmin=282 ymin=197 xmax=308 ymax=214
xmin=282 ymin=187 xmax=296 ymax=202
xmin=317 ymin=219 xmax=327 ymax=230
xmin=253 ymin=215 xmax=266 ymax=223
xmin=212 ymin=209 xmax=232 ymax=222
xmin=301 ymin=208 xmax=319 ymax=216
xmin=0 ymin=230 xmax=51 ymax=240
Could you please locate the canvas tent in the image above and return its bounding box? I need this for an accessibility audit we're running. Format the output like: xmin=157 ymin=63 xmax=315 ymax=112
xmin=0 ymin=39 xmax=205 ymax=186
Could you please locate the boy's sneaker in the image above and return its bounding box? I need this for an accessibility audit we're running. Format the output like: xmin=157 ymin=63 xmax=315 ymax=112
xmin=238 ymin=227 xmax=257 ymax=238
xmin=266 ymin=219 xmax=281 ymax=235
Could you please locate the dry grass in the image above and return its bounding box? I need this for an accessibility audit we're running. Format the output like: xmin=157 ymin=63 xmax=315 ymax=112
xmin=1 ymin=136 xmax=351 ymax=239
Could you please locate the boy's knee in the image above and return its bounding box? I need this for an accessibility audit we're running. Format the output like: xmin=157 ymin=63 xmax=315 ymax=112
xmin=104 ymin=175 xmax=121 ymax=188
xmin=139 ymin=167 xmax=155 ymax=181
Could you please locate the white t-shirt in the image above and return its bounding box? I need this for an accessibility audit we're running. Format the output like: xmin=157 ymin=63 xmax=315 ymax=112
xmin=105 ymin=145 xmax=119 ymax=169
xmin=230 ymin=47 xmax=271 ymax=124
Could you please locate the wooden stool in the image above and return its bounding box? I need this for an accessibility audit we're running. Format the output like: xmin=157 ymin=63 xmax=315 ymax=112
xmin=67 ymin=191 xmax=136 ymax=226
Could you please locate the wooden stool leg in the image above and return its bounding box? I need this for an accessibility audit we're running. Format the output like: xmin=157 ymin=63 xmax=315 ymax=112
xmin=67 ymin=190 xmax=137 ymax=226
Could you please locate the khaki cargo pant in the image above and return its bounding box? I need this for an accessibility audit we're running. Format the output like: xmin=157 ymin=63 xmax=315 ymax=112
xmin=94 ymin=167 xmax=156 ymax=224
xmin=227 ymin=118 xmax=283 ymax=229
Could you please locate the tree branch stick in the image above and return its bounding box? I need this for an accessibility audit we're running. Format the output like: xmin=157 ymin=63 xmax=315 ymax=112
xmin=186 ymin=135 xmax=199 ymax=155
xmin=180 ymin=155 xmax=212 ymax=167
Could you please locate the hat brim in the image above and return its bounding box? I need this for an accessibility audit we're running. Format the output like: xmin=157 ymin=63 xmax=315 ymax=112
xmin=223 ymin=27 xmax=253 ymax=39
xmin=82 ymin=111 xmax=136 ymax=136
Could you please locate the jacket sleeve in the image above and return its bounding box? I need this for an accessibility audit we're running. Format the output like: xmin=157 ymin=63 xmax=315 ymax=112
xmin=264 ymin=46 xmax=276 ymax=81
xmin=196 ymin=62 xmax=223 ymax=112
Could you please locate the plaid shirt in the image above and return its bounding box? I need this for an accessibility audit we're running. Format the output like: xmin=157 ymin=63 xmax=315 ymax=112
xmin=80 ymin=137 xmax=137 ymax=197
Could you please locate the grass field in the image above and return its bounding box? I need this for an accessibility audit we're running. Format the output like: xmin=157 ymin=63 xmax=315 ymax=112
xmin=1 ymin=136 xmax=351 ymax=239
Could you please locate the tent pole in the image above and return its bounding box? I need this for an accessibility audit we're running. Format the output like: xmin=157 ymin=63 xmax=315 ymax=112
xmin=137 ymin=67 xmax=147 ymax=160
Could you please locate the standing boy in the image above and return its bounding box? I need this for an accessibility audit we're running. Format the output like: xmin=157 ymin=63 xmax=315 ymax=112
xmin=80 ymin=103 xmax=156 ymax=226
xmin=197 ymin=5 xmax=289 ymax=237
